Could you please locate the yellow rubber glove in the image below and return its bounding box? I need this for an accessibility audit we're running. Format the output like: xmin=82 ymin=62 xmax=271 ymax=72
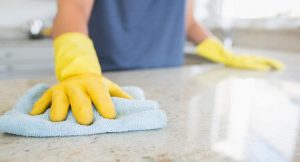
xmin=30 ymin=33 xmax=132 ymax=125
xmin=195 ymin=38 xmax=284 ymax=71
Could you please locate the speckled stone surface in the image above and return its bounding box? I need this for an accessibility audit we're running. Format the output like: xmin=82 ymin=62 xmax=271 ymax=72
xmin=0 ymin=49 xmax=300 ymax=162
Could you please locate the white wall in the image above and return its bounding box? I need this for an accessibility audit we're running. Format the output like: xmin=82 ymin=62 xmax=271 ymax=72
xmin=0 ymin=0 xmax=56 ymax=28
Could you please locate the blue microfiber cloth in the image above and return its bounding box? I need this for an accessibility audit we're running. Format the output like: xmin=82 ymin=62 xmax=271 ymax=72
xmin=0 ymin=84 xmax=167 ymax=137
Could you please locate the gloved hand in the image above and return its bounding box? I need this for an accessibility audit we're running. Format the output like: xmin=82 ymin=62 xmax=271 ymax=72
xmin=195 ymin=38 xmax=284 ymax=71
xmin=30 ymin=33 xmax=132 ymax=125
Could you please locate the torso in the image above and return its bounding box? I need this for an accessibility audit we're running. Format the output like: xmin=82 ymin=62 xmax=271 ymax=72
xmin=89 ymin=0 xmax=186 ymax=71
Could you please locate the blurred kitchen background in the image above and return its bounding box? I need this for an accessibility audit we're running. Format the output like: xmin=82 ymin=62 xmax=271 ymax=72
xmin=0 ymin=0 xmax=299 ymax=79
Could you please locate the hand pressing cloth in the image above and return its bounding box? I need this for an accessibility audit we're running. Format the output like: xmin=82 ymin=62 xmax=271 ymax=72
xmin=0 ymin=84 xmax=167 ymax=137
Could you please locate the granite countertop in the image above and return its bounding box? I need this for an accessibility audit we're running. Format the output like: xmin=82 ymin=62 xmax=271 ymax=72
xmin=0 ymin=49 xmax=300 ymax=162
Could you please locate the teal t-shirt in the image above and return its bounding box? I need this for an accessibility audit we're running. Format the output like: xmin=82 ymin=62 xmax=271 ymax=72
xmin=89 ymin=0 xmax=186 ymax=71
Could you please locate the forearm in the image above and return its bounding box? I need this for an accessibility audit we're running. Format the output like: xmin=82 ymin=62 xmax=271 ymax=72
xmin=52 ymin=0 xmax=94 ymax=38
xmin=186 ymin=0 xmax=211 ymax=44
xmin=187 ymin=21 xmax=211 ymax=44
xmin=51 ymin=0 xmax=101 ymax=81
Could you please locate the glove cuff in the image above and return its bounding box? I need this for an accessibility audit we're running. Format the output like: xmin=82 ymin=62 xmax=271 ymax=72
xmin=54 ymin=32 xmax=101 ymax=81
xmin=195 ymin=37 xmax=234 ymax=64
xmin=195 ymin=37 xmax=222 ymax=56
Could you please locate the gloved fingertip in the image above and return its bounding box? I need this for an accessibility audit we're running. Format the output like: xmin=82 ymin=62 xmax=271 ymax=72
xmin=258 ymin=67 xmax=271 ymax=71
xmin=49 ymin=111 xmax=67 ymax=122
xmin=273 ymin=63 xmax=285 ymax=71
xmin=29 ymin=111 xmax=38 ymax=115
xmin=101 ymin=109 xmax=117 ymax=119
xmin=120 ymin=93 xmax=134 ymax=99
xmin=251 ymin=64 xmax=272 ymax=71
xmin=76 ymin=117 xmax=94 ymax=125
xmin=125 ymin=95 xmax=134 ymax=99
xmin=274 ymin=66 xmax=284 ymax=71
xmin=50 ymin=116 xmax=65 ymax=122
xmin=29 ymin=106 xmax=42 ymax=115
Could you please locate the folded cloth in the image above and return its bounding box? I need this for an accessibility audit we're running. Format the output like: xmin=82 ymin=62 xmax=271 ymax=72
xmin=0 ymin=84 xmax=167 ymax=137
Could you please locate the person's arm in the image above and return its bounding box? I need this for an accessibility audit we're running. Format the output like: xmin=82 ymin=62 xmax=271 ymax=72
xmin=52 ymin=0 xmax=94 ymax=38
xmin=185 ymin=0 xmax=210 ymax=44
xmin=30 ymin=0 xmax=132 ymax=125
xmin=185 ymin=0 xmax=284 ymax=71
